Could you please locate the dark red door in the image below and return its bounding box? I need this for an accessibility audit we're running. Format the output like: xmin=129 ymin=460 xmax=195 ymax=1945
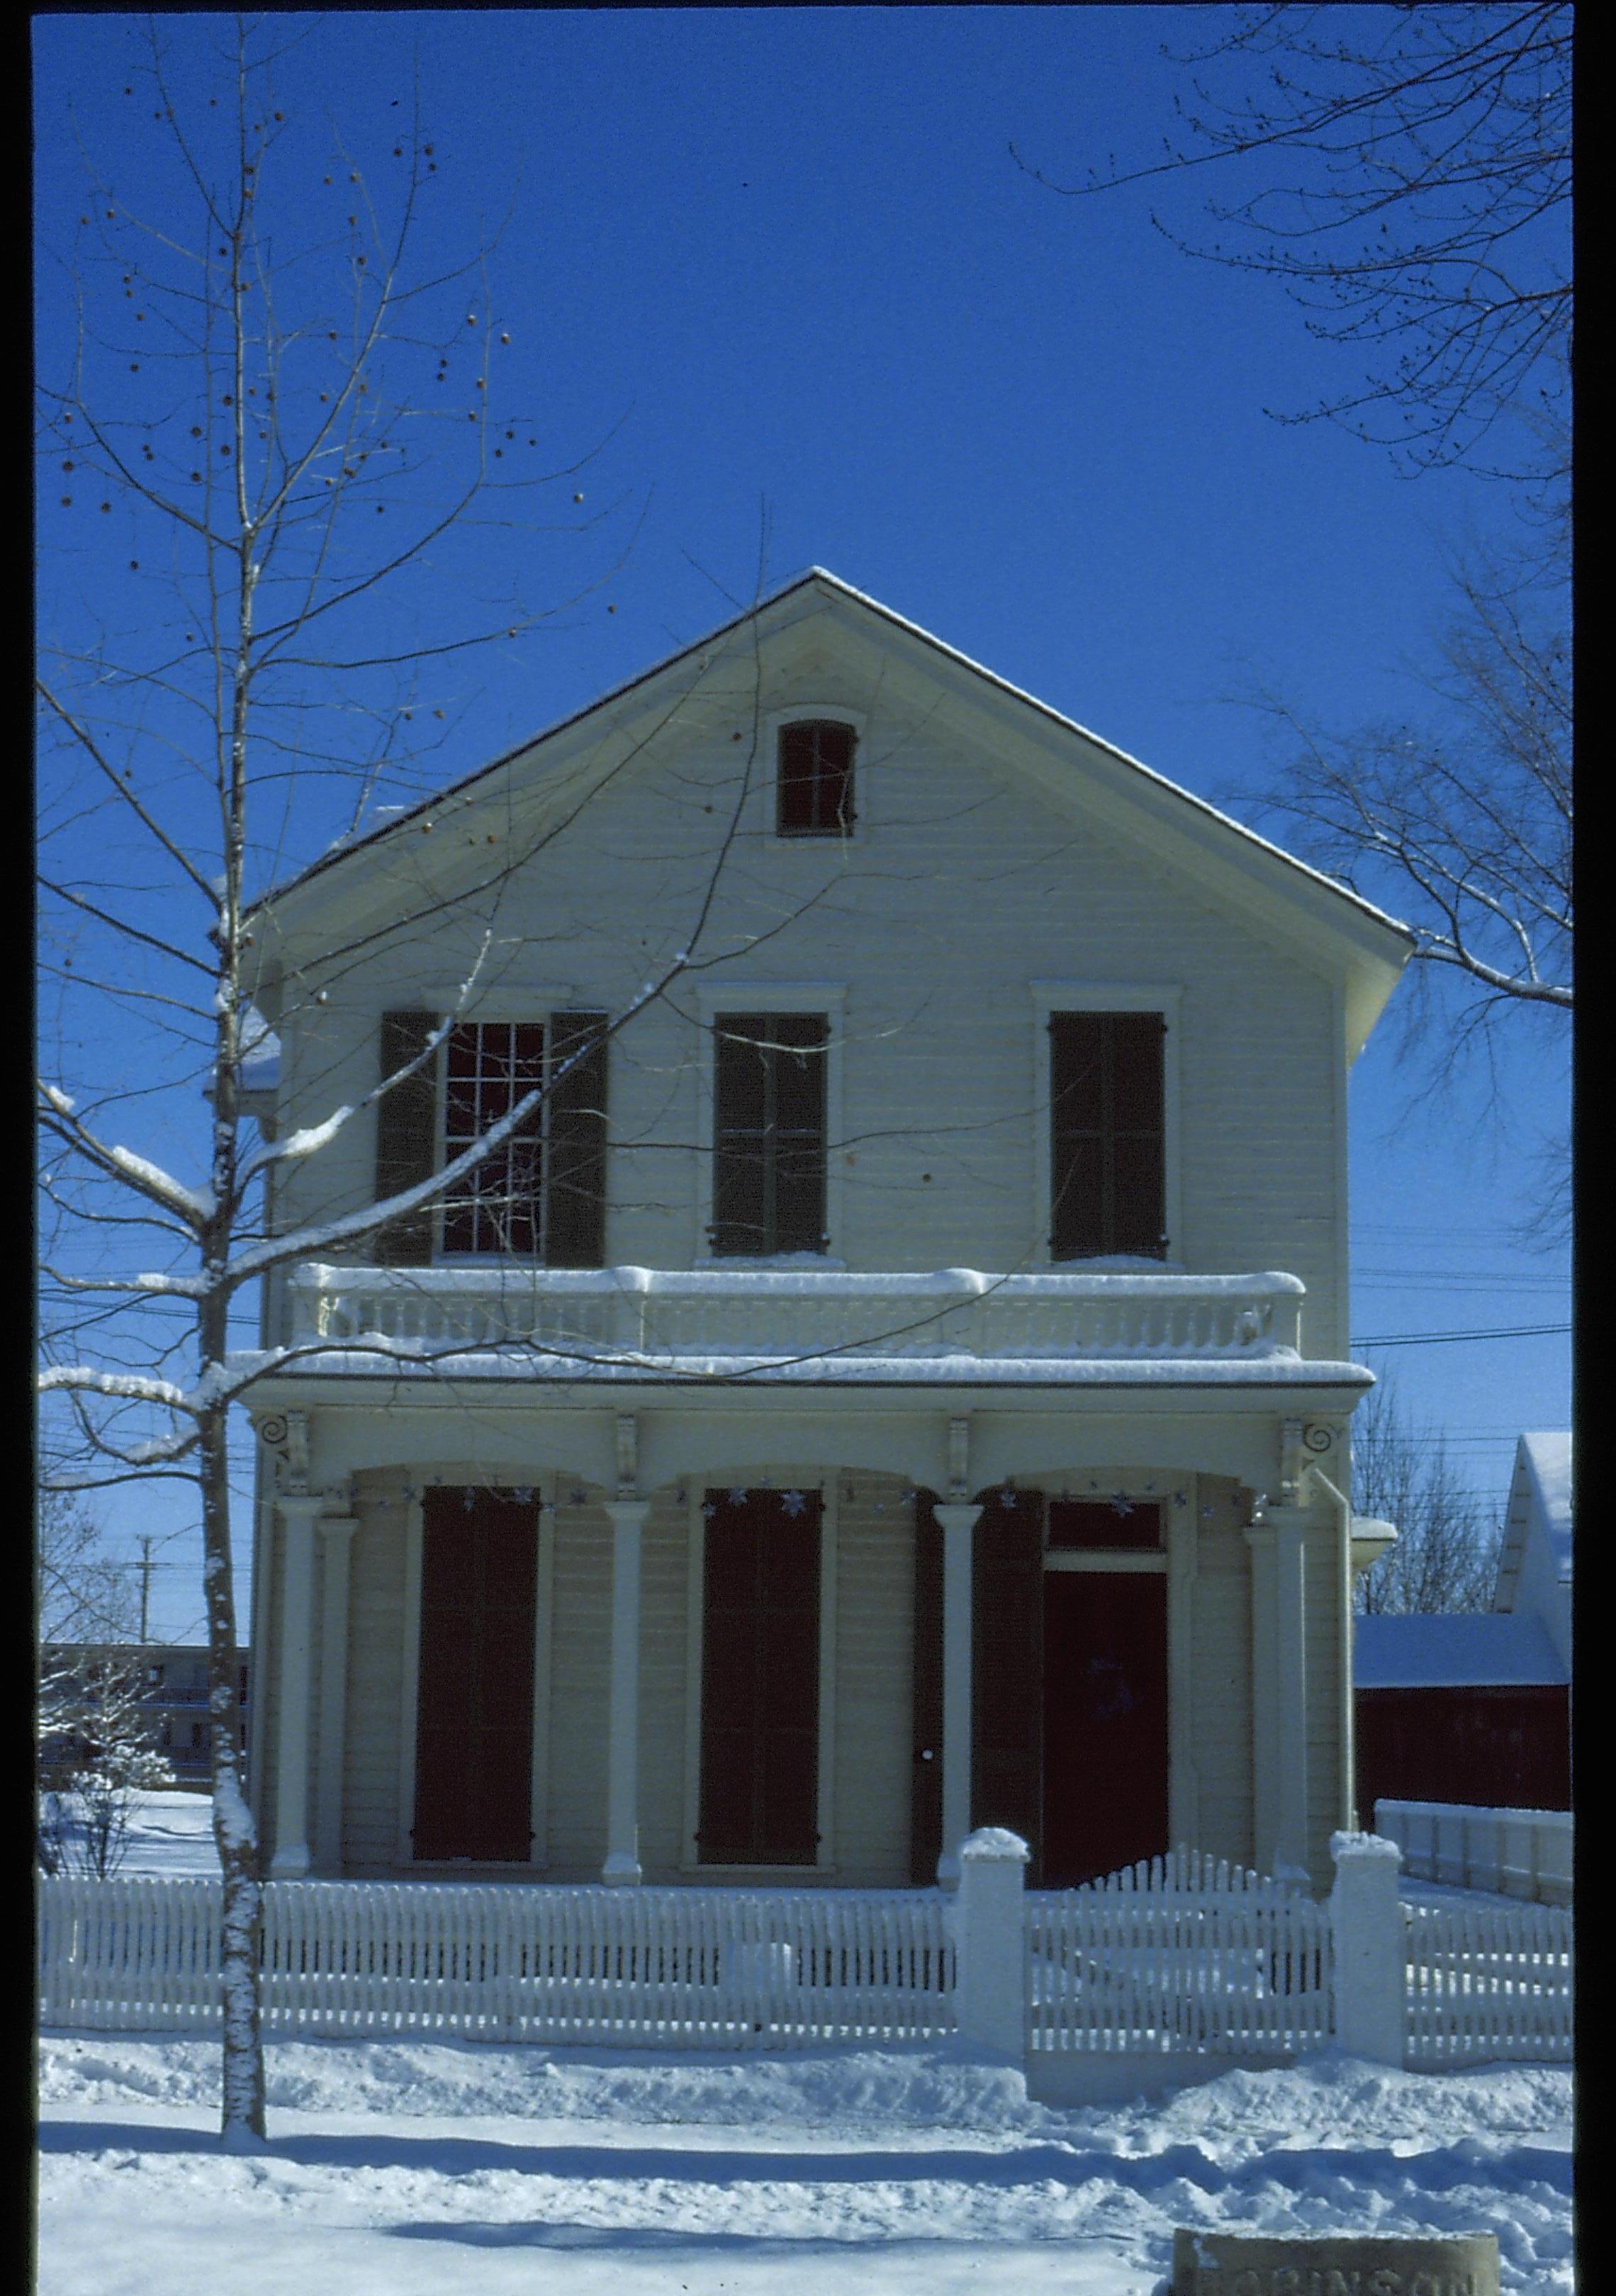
xmin=698 ymin=1488 xmax=821 ymax=1865
xmin=1041 ymin=1572 xmax=1169 ymax=1887
xmin=413 ymin=1489 xmax=537 ymax=1862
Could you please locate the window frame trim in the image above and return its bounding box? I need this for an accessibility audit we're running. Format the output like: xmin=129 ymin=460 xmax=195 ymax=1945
xmin=1029 ymin=982 xmax=1183 ymax=1268
xmin=764 ymin=705 xmax=867 ymax=842
xmin=694 ymin=982 xmax=847 ymax=1264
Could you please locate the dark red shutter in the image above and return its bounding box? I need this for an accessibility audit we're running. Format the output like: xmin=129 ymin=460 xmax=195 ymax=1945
xmin=698 ymin=1489 xmax=820 ymax=1864
xmin=712 ymin=1015 xmax=827 ymax=1256
xmin=1050 ymin=1013 xmax=1166 ymax=1259
xmin=546 ymin=1011 xmax=609 ymax=1267
xmin=909 ymin=1493 xmax=944 ymax=1884
xmin=972 ymin=1490 xmax=1044 ymax=1875
xmin=375 ymin=1011 xmax=438 ymax=1266
xmin=412 ymin=1489 xmax=538 ymax=1861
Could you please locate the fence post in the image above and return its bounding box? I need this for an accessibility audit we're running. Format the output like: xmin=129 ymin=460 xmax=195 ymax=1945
xmin=1329 ymin=1830 xmax=1405 ymax=2066
xmin=955 ymin=1826 xmax=1028 ymax=2063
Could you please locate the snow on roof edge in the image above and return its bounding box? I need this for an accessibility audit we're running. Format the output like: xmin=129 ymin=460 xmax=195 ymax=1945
xmin=245 ymin=568 xmax=1415 ymax=950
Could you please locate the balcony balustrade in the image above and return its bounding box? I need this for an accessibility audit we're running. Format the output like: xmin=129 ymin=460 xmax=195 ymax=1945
xmin=283 ymin=1262 xmax=1308 ymax=1372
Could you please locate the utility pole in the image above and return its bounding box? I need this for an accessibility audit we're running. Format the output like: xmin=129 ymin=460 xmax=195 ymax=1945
xmin=138 ymin=1536 xmax=155 ymax=1645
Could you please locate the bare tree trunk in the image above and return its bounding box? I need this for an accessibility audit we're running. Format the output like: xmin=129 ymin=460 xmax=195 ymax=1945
xmin=198 ymin=1394 xmax=264 ymax=2144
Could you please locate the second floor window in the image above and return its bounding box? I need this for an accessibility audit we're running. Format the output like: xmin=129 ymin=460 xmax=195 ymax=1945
xmin=777 ymin=720 xmax=855 ymax=837
xmin=711 ymin=1013 xmax=829 ymax=1256
xmin=1049 ymin=1011 xmax=1166 ymax=1259
xmin=375 ymin=1008 xmax=607 ymax=1266
xmin=442 ymin=1020 xmax=547 ymax=1254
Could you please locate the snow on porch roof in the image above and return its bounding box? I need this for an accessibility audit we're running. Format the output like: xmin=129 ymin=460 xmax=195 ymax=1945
xmin=1354 ymin=1611 xmax=1569 ymax=1690
xmin=245 ymin=567 xmax=1415 ymax=954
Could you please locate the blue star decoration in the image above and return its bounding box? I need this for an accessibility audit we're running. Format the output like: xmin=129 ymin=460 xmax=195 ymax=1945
xmin=512 ymin=1487 xmax=534 ymax=1506
xmin=463 ymin=1487 xmax=478 ymax=1512
xmin=1201 ymin=1505 xmax=1216 ymax=1521
xmin=781 ymin=1488 xmax=807 ymax=1517
xmin=675 ymin=1487 xmax=687 ymax=1505
xmin=901 ymin=1487 xmax=919 ymax=1509
xmin=999 ymin=1485 xmax=1017 ymax=1508
xmin=701 ymin=1501 xmax=717 ymax=1521
xmin=402 ymin=1483 xmax=419 ymax=1503
xmin=569 ymin=1487 xmax=587 ymax=1507
xmin=1109 ymin=1493 xmax=1134 ymax=1517
xmin=1173 ymin=1492 xmax=1188 ymax=1509
xmin=729 ymin=1487 xmax=748 ymax=1507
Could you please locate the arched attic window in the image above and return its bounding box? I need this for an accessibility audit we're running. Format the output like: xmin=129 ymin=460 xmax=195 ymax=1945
xmin=777 ymin=719 xmax=856 ymax=837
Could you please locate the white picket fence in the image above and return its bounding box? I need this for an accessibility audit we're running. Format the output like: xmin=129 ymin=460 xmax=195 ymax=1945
xmin=37 ymin=1836 xmax=1572 ymax=2071
xmin=1403 ymin=1899 xmax=1574 ymax=2066
xmin=36 ymin=1876 xmax=955 ymax=2049
xmin=1026 ymin=1852 xmax=1333 ymax=2057
xmin=1376 ymin=1800 xmax=1573 ymax=1908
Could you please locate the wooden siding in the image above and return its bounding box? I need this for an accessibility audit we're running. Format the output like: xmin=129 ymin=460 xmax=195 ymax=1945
xmin=262 ymin=618 xmax=1350 ymax=1354
xmin=831 ymin=1473 xmax=916 ymax=1887
xmin=1188 ymin=1478 xmax=1256 ymax=1870
xmin=544 ymin=1495 xmax=612 ymax=1879
xmin=340 ymin=1470 xmax=411 ymax=1873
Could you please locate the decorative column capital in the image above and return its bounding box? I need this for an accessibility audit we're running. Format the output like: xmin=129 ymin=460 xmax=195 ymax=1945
xmin=257 ymin=1408 xmax=310 ymax=1493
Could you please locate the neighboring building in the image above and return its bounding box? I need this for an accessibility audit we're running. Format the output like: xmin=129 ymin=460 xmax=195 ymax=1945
xmin=40 ymin=1643 xmax=250 ymax=1789
xmin=1355 ymin=1432 xmax=1572 ymax=1816
xmin=242 ymin=570 xmax=1413 ymax=1894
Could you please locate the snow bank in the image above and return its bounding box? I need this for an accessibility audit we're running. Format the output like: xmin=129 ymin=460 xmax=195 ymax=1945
xmin=34 ymin=2034 xmax=1573 ymax=2293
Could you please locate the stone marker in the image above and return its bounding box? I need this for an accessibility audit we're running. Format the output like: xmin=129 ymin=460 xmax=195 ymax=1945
xmin=1170 ymin=2229 xmax=1500 ymax=2296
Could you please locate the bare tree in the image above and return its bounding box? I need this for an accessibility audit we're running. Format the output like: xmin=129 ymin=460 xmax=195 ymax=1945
xmin=37 ymin=1652 xmax=175 ymax=1880
xmin=32 ymin=18 xmax=665 ymax=2147
xmin=1018 ymin=8 xmax=1573 ymax=1225
xmin=35 ymin=1487 xmax=141 ymax=1647
xmin=1242 ymin=522 xmax=1571 ymax=1232
xmin=1017 ymin=3 xmax=1572 ymax=483
xmin=35 ymin=21 xmax=968 ymax=2146
xmin=1352 ymin=1376 xmax=1503 ymax=1615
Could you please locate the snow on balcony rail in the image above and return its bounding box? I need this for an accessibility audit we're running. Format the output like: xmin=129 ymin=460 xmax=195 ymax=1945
xmin=284 ymin=1264 xmax=1308 ymax=1371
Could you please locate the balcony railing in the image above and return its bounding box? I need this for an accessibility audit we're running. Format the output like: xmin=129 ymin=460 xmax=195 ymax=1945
xmin=283 ymin=1263 xmax=1308 ymax=1371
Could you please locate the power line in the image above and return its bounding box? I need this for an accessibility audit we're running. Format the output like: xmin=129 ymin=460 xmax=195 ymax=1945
xmin=1350 ymin=1322 xmax=1571 ymax=1349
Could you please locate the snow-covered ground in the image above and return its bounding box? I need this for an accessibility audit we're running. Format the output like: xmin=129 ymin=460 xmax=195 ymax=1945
xmin=37 ymin=2035 xmax=1573 ymax=2295
xmin=37 ymin=1798 xmax=1573 ymax=2292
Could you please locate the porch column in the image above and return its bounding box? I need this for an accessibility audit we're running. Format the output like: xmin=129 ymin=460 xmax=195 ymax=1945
xmin=268 ymin=1494 xmax=323 ymax=1878
xmin=1246 ymin=1507 xmax=1311 ymax=1882
xmin=933 ymin=1502 xmax=978 ymax=1886
xmin=313 ymin=1516 xmax=357 ymax=1874
xmin=602 ymin=1499 xmax=648 ymax=1885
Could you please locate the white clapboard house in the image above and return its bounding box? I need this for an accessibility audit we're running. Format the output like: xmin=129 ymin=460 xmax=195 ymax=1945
xmin=242 ymin=570 xmax=1413 ymax=1896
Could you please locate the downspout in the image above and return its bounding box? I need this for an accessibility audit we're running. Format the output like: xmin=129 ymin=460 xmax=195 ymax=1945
xmin=1306 ymin=1467 xmax=1356 ymax=1834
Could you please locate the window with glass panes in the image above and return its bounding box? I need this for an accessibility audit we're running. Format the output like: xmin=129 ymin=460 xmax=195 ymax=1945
xmin=433 ymin=1013 xmax=608 ymax=1262
xmin=776 ymin=721 xmax=855 ymax=836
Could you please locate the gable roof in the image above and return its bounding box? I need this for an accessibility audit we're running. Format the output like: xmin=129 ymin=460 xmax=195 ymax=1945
xmin=248 ymin=568 xmax=1414 ymax=1043
xmin=1495 ymin=1431 xmax=1573 ymax=1609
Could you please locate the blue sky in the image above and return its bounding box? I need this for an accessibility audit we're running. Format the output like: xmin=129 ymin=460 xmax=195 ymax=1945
xmin=35 ymin=10 xmax=1570 ymax=1638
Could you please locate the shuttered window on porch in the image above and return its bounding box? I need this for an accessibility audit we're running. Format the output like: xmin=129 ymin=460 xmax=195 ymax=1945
xmin=697 ymin=1489 xmax=821 ymax=1864
xmin=374 ymin=1009 xmax=608 ymax=1264
xmin=711 ymin=1013 xmax=829 ymax=1256
xmin=1048 ymin=1011 xmax=1166 ymax=1259
xmin=413 ymin=1489 xmax=538 ymax=1862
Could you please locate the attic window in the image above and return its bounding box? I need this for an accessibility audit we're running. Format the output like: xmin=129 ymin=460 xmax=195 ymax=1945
xmin=777 ymin=721 xmax=855 ymax=837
